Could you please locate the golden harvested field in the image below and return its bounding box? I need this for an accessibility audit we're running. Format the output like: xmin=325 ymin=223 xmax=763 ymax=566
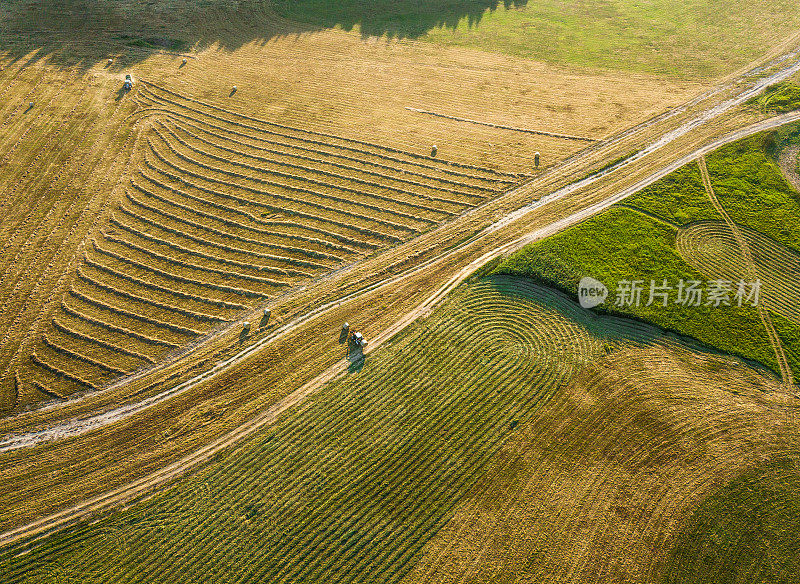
xmin=0 ymin=10 xmax=705 ymax=412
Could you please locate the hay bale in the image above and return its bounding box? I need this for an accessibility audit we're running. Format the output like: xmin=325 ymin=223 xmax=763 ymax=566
xmin=534 ymin=151 xmax=540 ymax=168
xmin=431 ymin=145 xmax=438 ymax=157
xmin=107 ymin=58 xmax=113 ymax=65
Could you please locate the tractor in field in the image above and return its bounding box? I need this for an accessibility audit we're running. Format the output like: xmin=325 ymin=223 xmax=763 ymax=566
xmin=123 ymin=74 xmax=133 ymax=91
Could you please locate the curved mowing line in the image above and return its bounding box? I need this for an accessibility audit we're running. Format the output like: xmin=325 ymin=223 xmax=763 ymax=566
xmin=149 ymin=129 xmax=436 ymax=230
xmin=60 ymin=298 xmax=179 ymax=350
xmin=129 ymin=180 xmax=346 ymax=263
xmin=141 ymin=82 xmax=518 ymax=178
xmin=90 ymin=240 xmax=265 ymax=299
xmin=136 ymin=167 xmax=365 ymax=255
xmin=676 ymin=221 xmax=800 ymax=325
xmin=30 ymin=352 xmax=96 ymax=391
xmin=51 ymin=318 xmax=155 ymax=364
xmin=100 ymin=231 xmax=289 ymax=289
xmin=120 ymin=193 xmax=326 ymax=273
xmin=68 ymin=287 xmax=204 ymax=338
xmin=41 ymin=334 xmax=129 ymax=377
xmin=132 ymin=89 xmax=510 ymax=188
xmin=82 ymin=255 xmax=247 ymax=311
xmin=111 ymin=210 xmax=312 ymax=280
xmin=164 ymin=119 xmax=485 ymax=209
xmin=156 ymin=123 xmax=448 ymax=224
xmin=169 ymin=115 xmax=499 ymax=196
xmin=75 ymin=267 xmax=228 ymax=324
xmin=143 ymin=152 xmax=404 ymax=243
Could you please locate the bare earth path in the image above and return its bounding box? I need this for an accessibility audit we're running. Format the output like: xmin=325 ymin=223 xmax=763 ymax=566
xmin=3 ymin=110 xmax=800 ymax=551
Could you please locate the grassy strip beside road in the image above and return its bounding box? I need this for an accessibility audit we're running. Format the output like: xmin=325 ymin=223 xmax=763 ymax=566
xmin=495 ymin=128 xmax=800 ymax=379
xmin=750 ymin=80 xmax=800 ymax=114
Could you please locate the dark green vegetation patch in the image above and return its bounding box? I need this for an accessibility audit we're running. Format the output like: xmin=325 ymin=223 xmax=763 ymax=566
xmin=495 ymin=128 xmax=800 ymax=379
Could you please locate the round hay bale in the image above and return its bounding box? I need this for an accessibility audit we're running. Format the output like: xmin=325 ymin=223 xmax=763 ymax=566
xmin=107 ymin=58 xmax=113 ymax=65
xmin=534 ymin=151 xmax=541 ymax=168
xmin=431 ymin=145 xmax=438 ymax=157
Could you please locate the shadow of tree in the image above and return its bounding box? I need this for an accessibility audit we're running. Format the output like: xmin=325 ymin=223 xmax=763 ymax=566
xmin=270 ymin=0 xmax=528 ymax=40
xmin=0 ymin=0 xmax=527 ymax=71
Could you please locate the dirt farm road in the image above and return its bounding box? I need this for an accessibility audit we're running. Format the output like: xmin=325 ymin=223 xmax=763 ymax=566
xmin=4 ymin=44 xmax=800 ymax=453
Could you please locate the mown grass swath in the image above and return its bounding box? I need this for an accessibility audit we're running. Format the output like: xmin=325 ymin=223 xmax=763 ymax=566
xmin=9 ymin=80 xmax=516 ymax=410
xmin=0 ymin=277 xmax=669 ymax=583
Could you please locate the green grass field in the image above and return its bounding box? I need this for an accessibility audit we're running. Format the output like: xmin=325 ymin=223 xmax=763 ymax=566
xmin=495 ymin=127 xmax=800 ymax=379
xmin=272 ymin=0 xmax=800 ymax=78
xmin=0 ymin=277 xmax=671 ymax=583
xmin=750 ymin=80 xmax=800 ymax=114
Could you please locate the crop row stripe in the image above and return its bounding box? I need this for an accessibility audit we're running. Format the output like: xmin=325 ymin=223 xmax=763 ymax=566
xmin=143 ymin=153 xmax=403 ymax=243
xmin=51 ymin=317 xmax=156 ymax=363
xmin=68 ymin=287 xmax=204 ymax=337
xmin=164 ymin=119 xmax=486 ymax=207
xmin=82 ymin=255 xmax=247 ymax=310
xmin=122 ymin=192 xmax=327 ymax=272
xmin=132 ymin=175 xmax=351 ymax=258
xmin=90 ymin=240 xmax=264 ymax=298
xmin=41 ymin=333 xmax=129 ymax=376
xmin=76 ymin=266 xmax=229 ymax=323
xmin=141 ymin=82 xmax=519 ymax=178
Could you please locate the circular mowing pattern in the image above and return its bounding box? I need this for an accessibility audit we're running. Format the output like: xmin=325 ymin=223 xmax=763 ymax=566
xmin=676 ymin=220 xmax=800 ymax=324
xmin=0 ymin=276 xmax=635 ymax=584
